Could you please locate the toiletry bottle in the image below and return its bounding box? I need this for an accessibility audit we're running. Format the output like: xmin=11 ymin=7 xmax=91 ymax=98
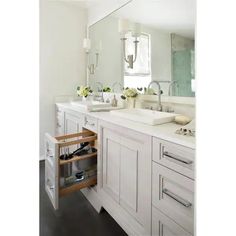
xmin=111 ymin=95 xmax=118 ymax=107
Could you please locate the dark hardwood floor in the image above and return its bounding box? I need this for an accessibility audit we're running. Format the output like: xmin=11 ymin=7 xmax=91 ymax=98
xmin=40 ymin=161 xmax=127 ymax=236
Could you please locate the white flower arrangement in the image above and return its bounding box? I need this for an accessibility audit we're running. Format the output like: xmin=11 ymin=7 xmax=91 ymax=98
xmin=121 ymin=87 xmax=139 ymax=100
xmin=77 ymin=86 xmax=93 ymax=98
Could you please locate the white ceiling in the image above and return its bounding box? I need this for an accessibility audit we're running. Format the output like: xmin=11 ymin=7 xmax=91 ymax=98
xmin=50 ymin=0 xmax=101 ymax=8
xmin=113 ymin=0 xmax=195 ymax=39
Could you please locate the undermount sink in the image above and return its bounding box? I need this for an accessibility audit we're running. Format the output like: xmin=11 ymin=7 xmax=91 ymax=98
xmin=71 ymin=100 xmax=122 ymax=112
xmin=110 ymin=108 xmax=178 ymax=125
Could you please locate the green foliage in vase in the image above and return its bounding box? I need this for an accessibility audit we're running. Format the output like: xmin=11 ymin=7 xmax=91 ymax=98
xmin=102 ymin=87 xmax=111 ymax=92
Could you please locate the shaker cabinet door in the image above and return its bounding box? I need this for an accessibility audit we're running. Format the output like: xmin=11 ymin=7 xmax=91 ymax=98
xmin=101 ymin=123 xmax=152 ymax=234
xmin=102 ymin=128 xmax=121 ymax=203
xmin=119 ymin=135 xmax=151 ymax=228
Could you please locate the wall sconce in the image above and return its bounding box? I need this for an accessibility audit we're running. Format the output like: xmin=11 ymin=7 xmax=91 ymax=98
xmin=119 ymin=19 xmax=141 ymax=69
xmin=83 ymin=38 xmax=100 ymax=75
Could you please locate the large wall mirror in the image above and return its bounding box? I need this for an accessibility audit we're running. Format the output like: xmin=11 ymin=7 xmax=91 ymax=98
xmin=86 ymin=0 xmax=195 ymax=97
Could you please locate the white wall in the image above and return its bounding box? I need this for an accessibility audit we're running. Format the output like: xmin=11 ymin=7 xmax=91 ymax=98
xmin=40 ymin=0 xmax=87 ymax=158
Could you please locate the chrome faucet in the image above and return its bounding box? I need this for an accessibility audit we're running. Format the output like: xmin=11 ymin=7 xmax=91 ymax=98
xmin=147 ymin=80 xmax=162 ymax=111
xmin=168 ymin=81 xmax=177 ymax=96
xmin=112 ymin=82 xmax=123 ymax=93
xmin=95 ymin=82 xmax=104 ymax=102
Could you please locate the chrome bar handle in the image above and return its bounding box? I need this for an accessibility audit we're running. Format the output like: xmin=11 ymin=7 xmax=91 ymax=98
xmin=163 ymin=151 xmax=193 ymax=165
xmin=163 ymin=188 xmax=192 ymax=208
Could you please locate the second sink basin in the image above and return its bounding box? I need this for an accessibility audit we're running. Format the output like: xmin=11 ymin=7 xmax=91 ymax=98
xmin=110 ymin=108 xmax=178 ymax=125
xmin=71 ymin=100 xmax=111 ymax=111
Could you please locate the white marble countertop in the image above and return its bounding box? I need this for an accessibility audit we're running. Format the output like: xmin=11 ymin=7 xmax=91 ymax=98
xmin=56 ymin=102 xmax=195 ymax=150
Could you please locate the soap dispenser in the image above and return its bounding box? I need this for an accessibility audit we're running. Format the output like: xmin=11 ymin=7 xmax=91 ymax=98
xmin=111 ymin=95 xmax=118 ymax=107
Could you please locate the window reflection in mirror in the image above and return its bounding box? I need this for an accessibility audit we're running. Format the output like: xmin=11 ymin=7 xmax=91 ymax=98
xmin=124 ymin=32 xmax=151 ymax=88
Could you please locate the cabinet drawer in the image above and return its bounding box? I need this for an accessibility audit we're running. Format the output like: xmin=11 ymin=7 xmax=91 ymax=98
xmin=153 ymin=137 xmax=195 ymax=179
xmin=84 ymin=115 xmax=98 ymax=132
xmin=152 ymin=207 xmax=192 ymax=236
xmin=152 ymin=163 xmax=194 ymax=235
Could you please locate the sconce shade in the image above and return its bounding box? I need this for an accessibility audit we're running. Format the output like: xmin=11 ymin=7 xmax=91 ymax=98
xmin=83 ymin=38 xmax=91 ymax=51
xmin=118 ymin=19 xmax=130 ymax=35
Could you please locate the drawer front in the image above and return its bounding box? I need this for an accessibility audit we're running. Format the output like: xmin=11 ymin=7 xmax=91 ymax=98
xmin=152 ymin=207 xmax=192 ymax=236
xmin=153 ymin=138 xmax=195 ymax=179
xmin=152 ymin=163 xmax=194 ymax=234
xmin=84 ymin=115 xmax=98 ymax=133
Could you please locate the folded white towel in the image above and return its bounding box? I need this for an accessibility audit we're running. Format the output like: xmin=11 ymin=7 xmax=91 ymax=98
xmin=176 ymin=119 xmax=195 ymax=137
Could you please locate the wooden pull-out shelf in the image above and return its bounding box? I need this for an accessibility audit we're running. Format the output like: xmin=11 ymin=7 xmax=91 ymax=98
xmin=59 ymin=176 xmax=97 ymax=197
xmin=59 ymin=151 xmax=97 ymax=165
xmin=55 ymin=130 xmax=97 ymax=148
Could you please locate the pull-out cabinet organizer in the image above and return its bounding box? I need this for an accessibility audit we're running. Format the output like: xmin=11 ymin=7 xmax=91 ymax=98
xmin=45 ymin=130 xmax=97 ymax=210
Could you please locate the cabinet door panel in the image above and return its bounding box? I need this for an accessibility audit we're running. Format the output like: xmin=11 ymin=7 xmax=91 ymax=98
xmin=102 ymin=128 xmax=121 ymax=203
xmin=120 ymin=135 xmax=151 ymax=228
xmin=100 ymin=122 xmax=152 ymax=234
xmin=120 ymin=146 xmax=138 ymax=214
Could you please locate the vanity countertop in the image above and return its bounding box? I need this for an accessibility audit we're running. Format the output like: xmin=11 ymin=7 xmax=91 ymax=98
xmin=56 ymin=102 xmax=195 ymax=150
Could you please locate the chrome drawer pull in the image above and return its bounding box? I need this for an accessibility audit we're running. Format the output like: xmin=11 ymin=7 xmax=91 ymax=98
xmin=163 ymin=151 xmax=193 ymax=165
xmin=163 ymin=188 xmax=192 ymax=208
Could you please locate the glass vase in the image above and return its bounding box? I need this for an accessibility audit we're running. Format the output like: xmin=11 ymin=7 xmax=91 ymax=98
xmin=127 ymin=98 xmax=136 ymax=109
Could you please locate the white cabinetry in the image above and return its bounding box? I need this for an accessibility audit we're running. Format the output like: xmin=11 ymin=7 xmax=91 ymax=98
xmin=152 ymin=207 xmax=192 ymax=236
xmin=99 ymin=120 xmax=152 ymax=235
xmin=152 ymin=137 xmax=195 ymax=236
xmin=52 ymin=104 xmax=195 ymax=236
xmin=64 ymin=111 xmax=83 ymax=134
xmin=152 ymin=163 xmax=194 ymax=235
